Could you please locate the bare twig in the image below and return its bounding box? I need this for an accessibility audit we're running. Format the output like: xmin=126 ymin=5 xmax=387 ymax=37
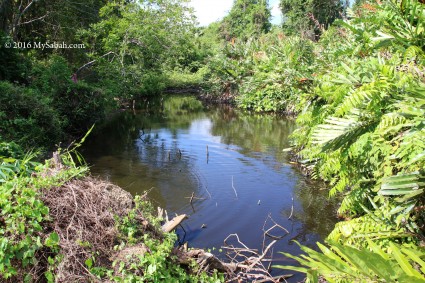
xmin=288 ymin=196 xmax=294 ymax=220
xmin=19 ymin=13 xmax=49 ymax=25
xmin=189 ymin=192 xmax=194 ymax=205
xmin=263 ymin=213 xmax=289 ymax=240
xmin=205 ymin=187 xmax=212 ymax=199
xmin=184 ymin=193 xmax=206 ymax=203
xmin=75 ymin=51 xmax=115 ymax=74
xmin=231 ymin=176 xmax=238 ymax=198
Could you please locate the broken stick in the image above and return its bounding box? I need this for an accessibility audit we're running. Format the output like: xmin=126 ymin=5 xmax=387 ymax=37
xmin=161 ymin=214 xmax=188 ymax=232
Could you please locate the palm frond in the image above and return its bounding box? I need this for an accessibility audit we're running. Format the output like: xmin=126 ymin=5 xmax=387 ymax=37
xmin=379 ymin=171 xmax=425 ymax=203
xmin=276 ymin=240 xmax=425 ymax=283
xmin=312 ymin=116 xmax=377 ymax=151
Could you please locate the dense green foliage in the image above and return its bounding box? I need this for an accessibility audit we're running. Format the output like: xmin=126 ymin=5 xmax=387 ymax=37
xmin=202 ymin=0 xmax=425 ymax=281
xmin=79 ymin=0 xmax=198 ymax=96
xmin=220 ymin=0 xmax=271 ymax=40
xmin=279 ymin=0 xmax=347 ymax=37
xmin=0 ymin=0 xmax=204 ymax=150
xmin=203 ymin=29 xmax=316 ymax=112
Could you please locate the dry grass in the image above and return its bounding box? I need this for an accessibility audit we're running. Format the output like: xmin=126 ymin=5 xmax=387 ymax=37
xmin=39 ymin=177 xmax=134 ymax=282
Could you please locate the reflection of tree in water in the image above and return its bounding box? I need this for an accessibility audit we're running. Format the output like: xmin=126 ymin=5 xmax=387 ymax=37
xmin=82 ymin=95 xmax=208 ymax=210
xmin=84 ymin=95 xmax=205 ymax=155
xmin=208 ymin=106 xmax=296 ymax=163
xmin=281 ymin=177 xmax=339 ymax=244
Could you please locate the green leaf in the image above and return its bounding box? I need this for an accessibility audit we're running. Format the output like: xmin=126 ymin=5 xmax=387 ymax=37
xmin=44 ymin=232 xmax=60 ymax=248
xmin=401 ymin=249 xmax=425 ymax=274
xmin=45 ymin=271 xmax=54 ymax=283
xmin=389 ymin=242 xmax=423 ymax=279
xmin=85 ymin=257 xmax=93 ymax=269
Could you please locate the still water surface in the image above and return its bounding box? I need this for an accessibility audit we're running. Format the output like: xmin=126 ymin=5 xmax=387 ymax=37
xmin=82 ymin=95 xmax=338 ymax=279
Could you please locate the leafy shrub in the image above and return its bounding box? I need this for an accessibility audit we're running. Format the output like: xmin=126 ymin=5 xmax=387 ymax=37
xmin=163 ymin=66 xmax=209 ymax=89
xmin=0 ymin=140 xmax=24 ymax=159
xmin=0 ymin=33 xmax=30 ymax=82
xmin=31 ymin=55 xmax=109 ymax=135
xmin=138 ymin=71 xmax=167 ymax=96
xmin=0 ymin=81 xmax=63 ymax=147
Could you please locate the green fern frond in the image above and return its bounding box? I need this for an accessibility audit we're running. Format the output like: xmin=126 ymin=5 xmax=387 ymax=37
xmin=312 ymin=116 xmax=377 ymax=152
xmin=335 ymin=89 xmax=374 ymax=116
xmin=376 ymin=113 xmax=409 ymax=137
xmin=327 ymin=214 xmax=409 ymax=246
xmin=403 ymin=46 xmax=425 ymax=63
xmin=329 ymin=176 xmax=350 ymax=197
xmin=335 ymin=78 xmax=392 ymax=117
xmin=338 ymin=185 xmax=372 ymax=215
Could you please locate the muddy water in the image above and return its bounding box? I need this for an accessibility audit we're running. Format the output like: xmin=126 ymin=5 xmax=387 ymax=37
xmin=82 ymin=95 xmax=338 ymax=280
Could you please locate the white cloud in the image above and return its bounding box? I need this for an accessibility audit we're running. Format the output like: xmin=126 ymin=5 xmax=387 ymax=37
xmin=188 ymin=0 xmax=282 ymax=27
xmin=270 ymin=2 xmax=282 ymax=25
xmin=189 ymin=0 xmax=233 ymax=26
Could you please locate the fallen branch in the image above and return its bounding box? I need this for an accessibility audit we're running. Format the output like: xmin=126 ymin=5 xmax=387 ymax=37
xmin=173 ymin=215 xmax=292 ymax=282
xmin=263 ymin=213 xmax=289 ymax=241
xmin=161 ymin=214 xmax=188 ymax=233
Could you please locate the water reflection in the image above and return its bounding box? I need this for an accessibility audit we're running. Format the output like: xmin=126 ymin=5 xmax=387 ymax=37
xmin=82 ymin=95 xmax=338 ymax=280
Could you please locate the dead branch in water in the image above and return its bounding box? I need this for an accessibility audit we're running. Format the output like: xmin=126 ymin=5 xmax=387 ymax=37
xmin=205 ymin=186 xmax=212 ymax=199
xmin=263 ymin=213 xmax=289 ymax=241
xmin=288 ymin=197 xmax=294 ymax=220
xmin=184 ymin=192 xmax=206 ymax=205
xmin=231 ymin=176 xmax=238 ymax=198
xmin=161 ymin=214 xmax=188 ymax=233
xmin=176 ymin=214 xmax=292 ymax=282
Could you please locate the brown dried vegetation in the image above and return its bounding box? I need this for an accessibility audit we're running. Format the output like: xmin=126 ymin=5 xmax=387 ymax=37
xmin=39 ymin=177 xmax=134 ymax=282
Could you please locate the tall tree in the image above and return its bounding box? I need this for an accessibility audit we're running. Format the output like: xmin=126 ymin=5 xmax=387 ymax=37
xmin=220 ymin=0 xmax=271 ymax=41
xmin=280 ymin=0 xmax=347 ymax=38
xmin=79 ymin=0 xmax=197 ymax=94
xmin=0 ymin=0 xmax=108 ymax=41
xmin=0 ymin=0 xmax=109 ymax=66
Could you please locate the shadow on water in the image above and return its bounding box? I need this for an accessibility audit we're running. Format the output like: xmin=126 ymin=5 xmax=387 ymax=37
xmin=82 ymin=95 xmax=339 ymax=281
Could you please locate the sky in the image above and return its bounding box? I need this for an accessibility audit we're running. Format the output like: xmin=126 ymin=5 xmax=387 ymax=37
xmin=188 ymin=0 xmax=283 ymax=27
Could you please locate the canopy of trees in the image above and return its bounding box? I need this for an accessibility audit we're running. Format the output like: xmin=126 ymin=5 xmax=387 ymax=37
xmin=280 ymin=0 xmax=348 ymax=37
xmin=220 ymin=0 xmax=271 ymax=40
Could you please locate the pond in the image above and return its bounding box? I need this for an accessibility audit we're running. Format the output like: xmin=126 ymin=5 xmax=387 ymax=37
xmin=82 ymin=95 xmax=338 ymax=280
